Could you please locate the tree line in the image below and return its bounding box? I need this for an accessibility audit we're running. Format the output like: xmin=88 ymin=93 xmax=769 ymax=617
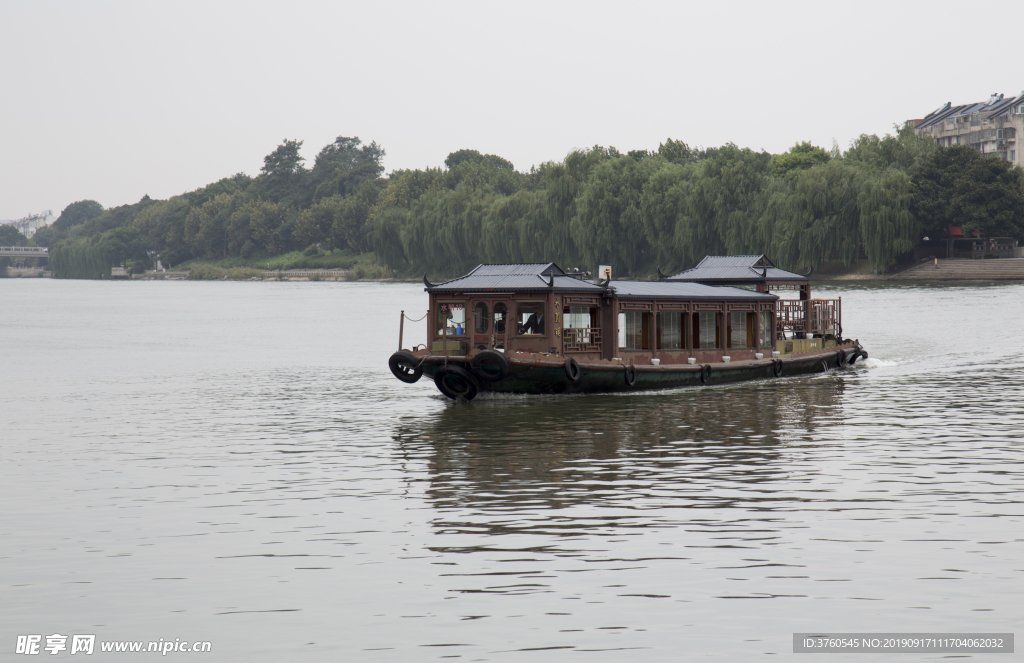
xmin=38 ymin=125 xmax=1024 ymax=279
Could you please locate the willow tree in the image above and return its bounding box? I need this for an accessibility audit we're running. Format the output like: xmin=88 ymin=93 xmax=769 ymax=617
xmin=570 ymin=152 xmax=665 ymax=276
xmin=543 ymin=147 xmax=614 ymax=267
xmin=481 ymin=189 xmax=547 ymax=264
xmin=858 ymin=169 xmax=916 ymax=272
xmin=638 ymin=161 xmax=691 ymax=271
xmin=769 ymin=160 xmax=863 ymax=270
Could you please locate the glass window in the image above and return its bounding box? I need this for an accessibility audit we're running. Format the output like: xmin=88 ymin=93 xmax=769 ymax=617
xmin=436 ymin=302 xmax=466 ymax=336
xmin=474 ymin=302 xmax=489 ymax=334
xmin=729 ymin=311 xmax=752 ymax=348
xmin=516 ymin=302 xmax=545 ymax=335
xmin=493 ymin=303 xmax=507 ymax=335
xmin=565 ymin=305 xmax=598 ymax=329
xmin=759 ymin=311 xmax=773 ymax=348
xmin=618 ymin=311 xmax=648 ymax=350
xmin=696 ymin=311 xmax=720 ymax=349
xmin=657 ymin=311 xmax=682 ymax=350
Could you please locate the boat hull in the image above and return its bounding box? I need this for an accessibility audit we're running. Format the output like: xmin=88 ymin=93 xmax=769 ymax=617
xmin=415 ymin=343 xmax=864 ymax=398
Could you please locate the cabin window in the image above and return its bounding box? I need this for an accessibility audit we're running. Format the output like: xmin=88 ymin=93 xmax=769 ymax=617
xmin=727 ymin=311 xmax=755 ymax=348
xmin=493 ymin=303 xmax=507 ymax=335
xmin=516 ymin=302 xmax=545 ymax=336
xmin=436 ymin=301 xmax=466 ymax=336
xmin=695 ymin=311 xmax=721 ymax=349
xmin=759 ymin=311 xmax=773 ymax=348
xmin=657 ymin=311 xmax=682 ymax=350
xmin=618 ymin=310 xmax=649 ymax=350
xmin=474 ymin=302 xmax=489 ymax=333
xmin=564 ymin=305 xmax=594 ymax=329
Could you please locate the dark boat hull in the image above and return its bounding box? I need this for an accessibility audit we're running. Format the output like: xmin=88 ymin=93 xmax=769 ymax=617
xmin=417 ymin=343 xmax=864 ymax=398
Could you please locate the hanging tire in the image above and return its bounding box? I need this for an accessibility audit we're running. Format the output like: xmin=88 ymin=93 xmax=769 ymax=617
xmin=564 ymin=357 xmax=581 ymax=382
xmin=624 ymin=364 xmax=637 ymax=387
xmin=471 ymin=349 xmax=509 ymax=382
xmin=700 ymin=364 xmax=712 ymax=384
xmin=859 ymin=351 xmax=868 ymax=362
xmin=433 ymin=365 xmax=480 ymax=400
xmin=847 ymin=350 xmax=860 ymax=366
xmin=388 ymin=351 xmax=423 ymax=383
xmin=773 ymin=359 xmax=784 ymax=377
xmin=836 ymin=349 xmax=846 ymax=367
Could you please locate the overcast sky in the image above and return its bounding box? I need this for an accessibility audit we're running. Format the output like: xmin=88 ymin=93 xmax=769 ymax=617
xmin=2 ymin=0 xmax=1021 ymax=221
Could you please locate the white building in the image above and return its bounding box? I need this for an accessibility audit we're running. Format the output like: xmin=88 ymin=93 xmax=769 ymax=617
xmin=914 ymin=92 xmax=1024 ymax=167
xmin=0 ymin=210 xmax=55 ymax=238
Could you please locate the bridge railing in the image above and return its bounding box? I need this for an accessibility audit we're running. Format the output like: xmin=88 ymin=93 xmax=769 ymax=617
xmin=0 ymin=246 xmax=49 ymax=256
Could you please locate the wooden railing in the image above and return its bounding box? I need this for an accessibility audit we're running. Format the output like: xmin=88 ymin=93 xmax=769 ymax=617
xmin=562 ymin=327 xmax=602 ymax=353
xmin=776 ymin=299 xmax=841 ymax=338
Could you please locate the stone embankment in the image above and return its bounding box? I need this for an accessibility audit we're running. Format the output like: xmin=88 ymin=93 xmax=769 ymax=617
xmin=131 ymin=271 xmax=191 ymax=280
xmin=3 ymin=268 xmax=51 ymax=278
xmin=889 ymin=258 xmax=1024 ymax=281
xmin=258 ymin=270 xmax=354 ymax=281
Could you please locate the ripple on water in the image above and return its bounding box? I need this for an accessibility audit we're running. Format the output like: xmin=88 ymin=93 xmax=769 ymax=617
xmin=1 ymin=280 xmax=1023 ymax=660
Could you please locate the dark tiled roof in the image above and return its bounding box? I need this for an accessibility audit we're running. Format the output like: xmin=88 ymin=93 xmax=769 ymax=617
xmin=667 ymin=255 xmax=807 ymax=283
xmin=427 ymin=263 xmax=604 ymax=292
xmin=610 ymin=280 xmax=776 ymax=301
xmin=472 ymin=263 xmax=564 ymax=276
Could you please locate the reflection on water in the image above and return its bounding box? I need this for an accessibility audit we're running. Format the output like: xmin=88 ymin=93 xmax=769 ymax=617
xmin=400 ymin=379 xmax=845 ymax=524
xmin=2 ymin=279 xmax=1023 ymax=661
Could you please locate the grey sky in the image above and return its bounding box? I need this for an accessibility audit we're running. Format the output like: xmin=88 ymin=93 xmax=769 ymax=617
xmin=2 ymin=0 xmax=1019 ymax=221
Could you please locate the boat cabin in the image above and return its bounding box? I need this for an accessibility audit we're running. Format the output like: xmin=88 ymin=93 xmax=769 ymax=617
xmin=423 ymin=259 xmax=843 ymax=364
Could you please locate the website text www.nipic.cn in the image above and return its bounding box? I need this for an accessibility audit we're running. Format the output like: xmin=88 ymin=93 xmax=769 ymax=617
xmin=16 ymin=635 xmax=212 ymax=655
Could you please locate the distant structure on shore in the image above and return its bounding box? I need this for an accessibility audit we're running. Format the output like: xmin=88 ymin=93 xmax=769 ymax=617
xmin=914 ymin=91 xmax=1024 ymax=167
xmin=0 ymin=210 xmax=54 ymax=238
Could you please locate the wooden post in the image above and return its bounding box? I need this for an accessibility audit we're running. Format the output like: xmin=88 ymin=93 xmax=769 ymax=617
xmin=398 ymin=310 xmax=405 ymax=351
xmin=754 ymin=308 xmax=760 ymax=351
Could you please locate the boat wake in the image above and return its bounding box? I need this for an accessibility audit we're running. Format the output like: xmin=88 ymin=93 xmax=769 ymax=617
xmin=862 ymin=356 xmax=900 ymax=368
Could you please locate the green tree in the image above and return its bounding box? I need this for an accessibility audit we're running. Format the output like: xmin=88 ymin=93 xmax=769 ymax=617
xmin=0 ymin=225 xmax=29 ymax=246
xmin=769 ymin=142 xmax=831 ymax=180
xmin=309 ymin=136 xmax=385 ymax=204
xmin=657 ymin=138 xmax=696 ymax=165
xmin=257 ymin=139 xmax=309 ymax=207
xmin=846 ymin=122 xmax=936 ymax=173
xmin=571 ymin=152 xmax=663 ymax=276
xmin=29 ymin=225 xmax=63 ymax=247
xmin=912 ymin=145 xmax=1024 ymax=239
xmin=858 ymin=168 xmax=916 ymax=272
xmin=54 ymin=200 xmax=104 ymax=231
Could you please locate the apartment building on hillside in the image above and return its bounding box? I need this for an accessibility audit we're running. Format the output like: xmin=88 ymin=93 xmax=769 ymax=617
xmin=914 ymin=92 xmax=1024 ymax=167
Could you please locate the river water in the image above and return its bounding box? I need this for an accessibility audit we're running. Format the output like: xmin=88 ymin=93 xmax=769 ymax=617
xmin=2 ymin=279 xmax=1022 ymax=661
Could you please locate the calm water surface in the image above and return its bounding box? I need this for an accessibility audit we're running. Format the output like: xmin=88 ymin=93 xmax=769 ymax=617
xmin=2 ymin=279 xmax=1023 ymax=661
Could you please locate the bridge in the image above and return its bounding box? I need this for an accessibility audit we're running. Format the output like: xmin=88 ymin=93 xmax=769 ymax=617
xmin=0 ymin=246 xmax=49 ymax=258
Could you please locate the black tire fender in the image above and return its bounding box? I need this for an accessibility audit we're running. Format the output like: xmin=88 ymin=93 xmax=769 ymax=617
xmin=388 ymin=351 xmax=423 ymax=383
xmin=859 ymin=351 xmax=868 ymax=362
xmin=773 ymin=358 xmax=784 ymax=377
xmin=700 ymin=364 xmax=712 ymax=384
xmin=471 ymin=349 xmax=509 ymax=382
xmin=433 ymin=365 xmax=480 ymax=401
xmin=564 ymin=357 xmax=581 ymax=382
xmin=624 ymin=364 xmax=637 ymax=387
xmin=847 ymin=350 xmax=860 ymax=366
xmin=836 ymin=349 xmax=846 ymax=367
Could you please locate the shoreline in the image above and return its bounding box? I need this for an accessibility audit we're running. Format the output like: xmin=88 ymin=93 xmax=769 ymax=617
xmin=11 ymin=258 xmax=1024 ymax=283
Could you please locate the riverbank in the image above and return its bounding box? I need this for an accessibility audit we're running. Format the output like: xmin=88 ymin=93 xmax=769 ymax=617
xmin=175 ymin=249 xmax=392 ymax=280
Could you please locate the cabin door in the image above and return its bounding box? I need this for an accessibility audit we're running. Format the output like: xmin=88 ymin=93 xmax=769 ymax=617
xmin=470 ymin=298 xmax=510 ymax=351
xmin=491 ymin=300 xmax=509 ymax=351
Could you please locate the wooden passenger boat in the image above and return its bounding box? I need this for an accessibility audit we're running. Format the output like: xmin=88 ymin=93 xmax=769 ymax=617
xmin=388 ymin=256 xmax=867 ymax=400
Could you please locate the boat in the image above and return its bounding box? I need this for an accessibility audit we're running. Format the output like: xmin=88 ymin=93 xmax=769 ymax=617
xmin=387 ymin=256 xmax=867 ymax=400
